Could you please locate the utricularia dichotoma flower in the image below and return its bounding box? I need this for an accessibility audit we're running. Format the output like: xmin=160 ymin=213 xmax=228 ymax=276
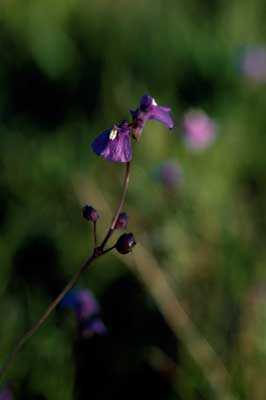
xmin=182 ymin=109 xmax=216 ymax=151
xmin=239 ymin=45 xmax=266 ymax=82
xmin=61 ymin=289 xmax=107 ymax=338
xmin=154 ymin=160 xmax=183 ymax=189
xmin=92 ymin=95 xmax=174 ymax=163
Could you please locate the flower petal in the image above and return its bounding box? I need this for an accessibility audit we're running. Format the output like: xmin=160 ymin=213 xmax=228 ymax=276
xmin=61 ymin=291 xmax=79 ymax=310
xmin=103 ymin=133 xmax=132 ymax=162
xmin=81 ymin=318 xmax=107 ymax=337
xmin=140 ymin=95 xmax=153 ymax=109
xmin=61 ymin=290 xmax=101 ymax=321
xmin=76 ymin=291 xmax=100 ymax=320
xmin=92 ymin=128 xmax=112 ymax=156
xmin=92 ymin=127 xmax=132 ymax=163
xmin=149 ymin=106 xmax=174 ymax=129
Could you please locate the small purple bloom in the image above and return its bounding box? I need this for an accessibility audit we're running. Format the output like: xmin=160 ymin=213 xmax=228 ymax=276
xmin=80 ymin=317 xmax=107 ymax=338
xmin=155 ymin=161 xmax=183 ymax=189
xmin=61 ymin=289 xmax=106 ymax=337
xmin=240 ymin=46 xmax=266 ymax=82
xmin=182 ymin=109 xmax=216 ymax=151
xmin=131 ymin=95 xmax=174 ymax=140
xmin=0 ymin=386 xmax=13 ymax=400
xmin=92 ymin=95 xmax=174 ymax=162
xmin=61 ymin=290 xmax=100 ymax=320
xmin=92 ymin=120 xmax=132 ymax=163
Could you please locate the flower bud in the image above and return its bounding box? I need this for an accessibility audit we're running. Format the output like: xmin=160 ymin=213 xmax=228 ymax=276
xmin=115 ymin=233 xmax=136 ymax=254
xmin=115 ymin=212 xmax=129 ymax=229
xmin=82 ymin=205 xmax=99 ymax=222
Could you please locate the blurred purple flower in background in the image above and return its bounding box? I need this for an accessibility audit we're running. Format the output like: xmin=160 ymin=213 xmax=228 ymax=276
xmin=154 ymin=161 xmax=183 ymax=189
xmin=61 ymin=289 xmax=107 ymax=338
xmin=0 ymin=386 xmax=13 ymax=400
xmin=79 ymin=318 xmax=107 ymax=338
xmin=182 ymin=109 xmax=216 ymax=151
xmin=240 ymin=46 xmax=266 ymax=82
xmin=92 ymin=120 xmax=132 ymax=163
xmin=131 ymin=95 xmax=174 ymax=141
xmin=62 ymin=289 xmax=100 ymax=320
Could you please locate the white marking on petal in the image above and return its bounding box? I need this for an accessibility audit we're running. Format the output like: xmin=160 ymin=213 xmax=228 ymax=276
xmin=152 ymin=98 xmax=157 ymax=106
xmin=109 ymin=128 xmax=118 ymax=140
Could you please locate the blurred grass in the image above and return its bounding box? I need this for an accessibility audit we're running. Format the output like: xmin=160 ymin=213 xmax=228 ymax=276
xmin=0 ymin=0 xmax=266 ymax=399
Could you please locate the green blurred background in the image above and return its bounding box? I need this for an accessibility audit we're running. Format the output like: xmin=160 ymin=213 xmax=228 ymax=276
xmin=0 ymin=0 xmax=266 ymax=399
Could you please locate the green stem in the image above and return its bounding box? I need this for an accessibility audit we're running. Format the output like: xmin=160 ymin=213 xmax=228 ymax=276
xmin=0 ymin=161 xmax=132 ymax=380
xmin=0 ymin=253 xmax=96 ymax=380
xmin=100 ymin=162 xmax=131 ymax=249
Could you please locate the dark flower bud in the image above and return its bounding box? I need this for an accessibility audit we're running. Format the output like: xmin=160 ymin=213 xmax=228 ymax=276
xmin=115 ymin=233 xmax=136 ymax=254
xmin=115 ymin=212 xmax=129 ymax=229
xmin=82 ymin=205 xmax=99 ymax=222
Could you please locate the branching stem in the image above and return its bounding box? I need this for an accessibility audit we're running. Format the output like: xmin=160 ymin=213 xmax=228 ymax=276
xmin=0 ymin=162 xmax=131 ymax=380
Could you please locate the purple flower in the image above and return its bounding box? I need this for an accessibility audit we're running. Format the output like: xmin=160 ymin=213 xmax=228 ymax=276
xmin=92 ymin=95 xmax=174 ymax=162
xmin=155 ymin=161 xmax=183 ymax=189
xmin=92 ymin=121 xmax=132 ymax=163
xmin=80 ymin=317 xmax=107 ymax=338
xmin=0 ymin=386 xmax=13 ymax=400
xmin=182 ymin=109 xmax=216 ymax=151
xmin=131 ymin=95 xmax=174 ymax=140
xmin=240 ymin=46 xmax=266 ymax=82
xmin=61 ymin=290 xmax=100 ymax=320
xmin=61 ymin=289 xmax=106 ymax=337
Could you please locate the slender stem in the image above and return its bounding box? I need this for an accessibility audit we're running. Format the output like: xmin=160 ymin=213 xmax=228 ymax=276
xmin=93 ymin=221 xmax=97 ymax=247
xmin=0 ymin=162 xmax=131 ymax=380
xmin=101 ymin=244 xmax=116 ymax=255
xmin=0 ymin=253 xmax=96 ymax=380
xmin=100 ymin=162 xmax=131 ymax=249
xmin=110 ymin=161 xmax=131 ymax=230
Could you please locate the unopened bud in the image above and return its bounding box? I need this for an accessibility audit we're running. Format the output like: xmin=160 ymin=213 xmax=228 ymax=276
xmin=115 ymin=233 xmax=136 ymax=254
xmin=115 ymin=212 xmax=129 ymax=229
xmin=82 ymin=205 xmax=99 ymax=222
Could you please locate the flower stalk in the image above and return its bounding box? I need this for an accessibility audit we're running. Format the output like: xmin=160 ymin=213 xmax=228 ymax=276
xmin=0 ymin=94 xmax=173 ymax=381
xmin=100 ymin=162 xmax=131 ymax=250
xmin=0 ymin=161 xmax=132 ymax=380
